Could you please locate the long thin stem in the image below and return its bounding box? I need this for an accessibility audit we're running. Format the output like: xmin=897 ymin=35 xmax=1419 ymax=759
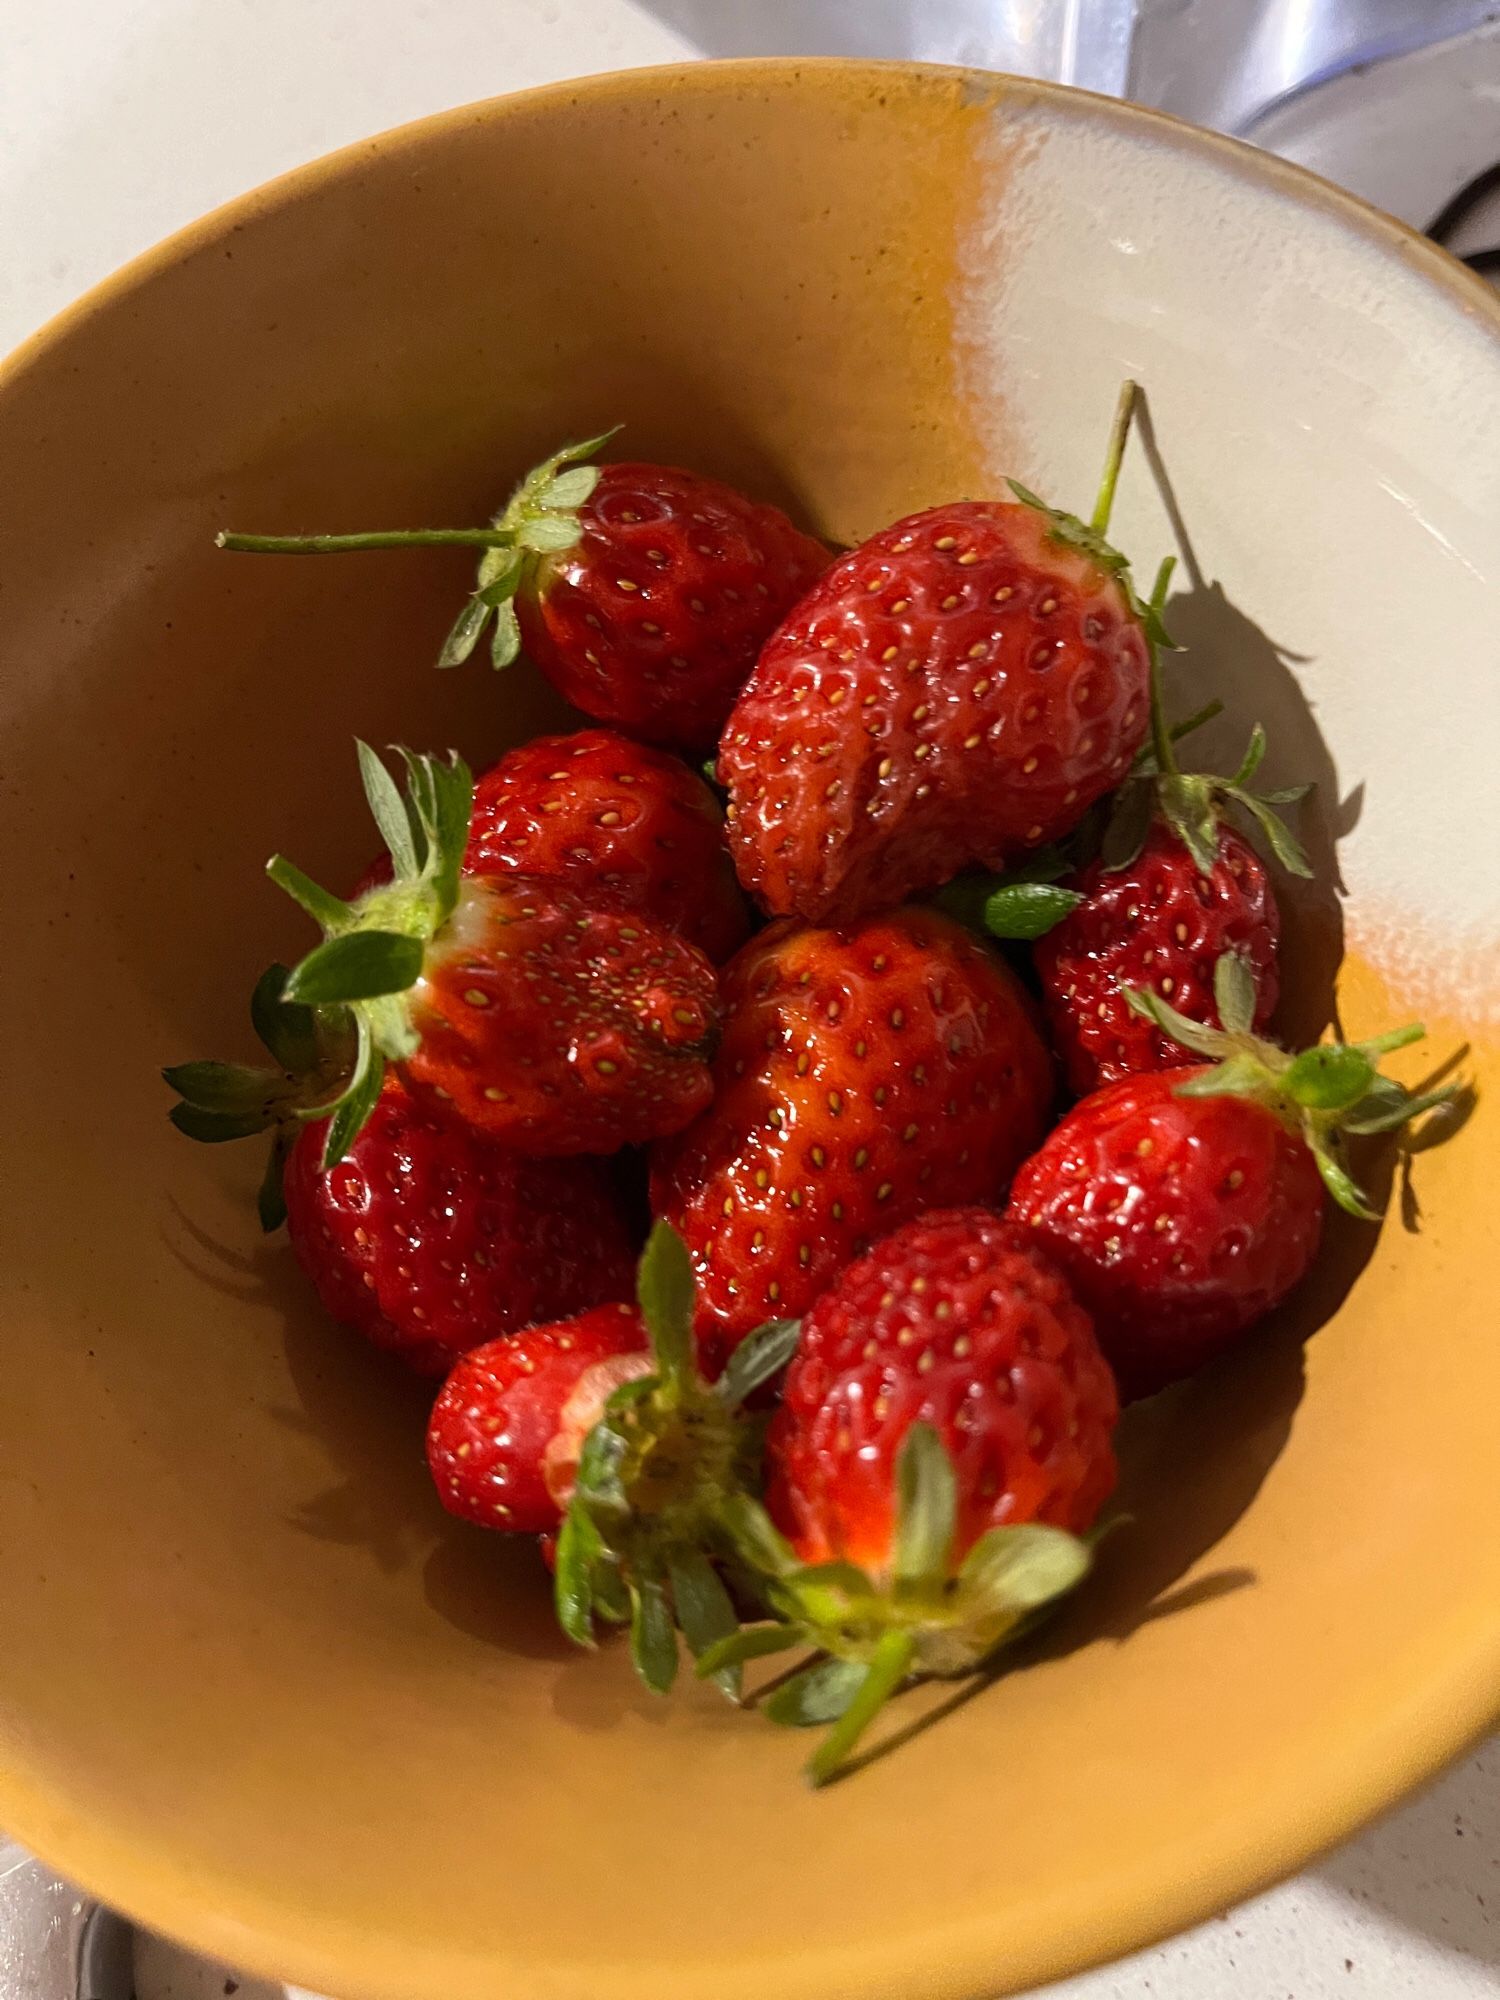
xmin=806 ymin=1629 xmax=917 ymax=1787
xmin=216 ymin=527 xmax=513 ymax=555
xmin=1089 ymin=379 xmax=1139 ymax=536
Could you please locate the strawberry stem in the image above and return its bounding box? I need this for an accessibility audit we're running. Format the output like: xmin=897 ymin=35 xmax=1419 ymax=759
xmin=217 ymin=528 xmax=514 ymax=554
xmin=806 ymin=1628 xmax=917 ymax=1787
xmin=1089 ymin=379 xmax=1139 ymax=537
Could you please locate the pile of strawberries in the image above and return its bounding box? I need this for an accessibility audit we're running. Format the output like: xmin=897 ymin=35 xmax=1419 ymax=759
xmin=173 ymin=392 xmax=1452 ymax=1781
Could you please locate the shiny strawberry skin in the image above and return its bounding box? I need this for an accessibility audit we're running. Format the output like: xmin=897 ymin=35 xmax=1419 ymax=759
xmin=427 ymin=1304 xmax=648 ymax=1532
xmin=354 ymin=730 xmax=750 ymax=963
xmin=1007 ymin=1069 xmax=1325 ymax=1399
xmin=284 ymin=1082 xmax=637 ymax=1376
xmin=1036 ymin=822 xmax=1280 ymax=1095
xmin=720 ymin=499 xmax=1150 ymax=921
xmin=650 ymin=909 xmax=1053 ymax=1365
xmin=403 ymin=876 xmax=719 ymax=1154
xmin=516 ymin=463 xmax=829 ymax=750
xmin=766 ymin=1208 xmax=1119 ymax=1572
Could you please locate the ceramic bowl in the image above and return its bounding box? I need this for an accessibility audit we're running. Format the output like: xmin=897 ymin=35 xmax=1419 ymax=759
xmin=0 ymin=58 xmax=1495 ymax=2000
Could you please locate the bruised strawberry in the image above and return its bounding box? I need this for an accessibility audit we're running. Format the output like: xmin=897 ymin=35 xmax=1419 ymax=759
xmin=286 ymin=1082 xmax=635 ymax=1375
xmin=220 ymin=438 xmax=829 ymax=751
xmin=719 ymin=386 xmax=1158 ymax=922
xmin=701 ymin=1208 xmax=1116 ymax=1783
xmin=651 ymin=908 xmax=1052 ymax=1365
xmin=263 ymin=744 xmax=720 ymax=1160
xmin=427 ymin=1303 xmax=649 ymax=1533
xmin=1008 ymin=956 xmax=1458 ymax=1396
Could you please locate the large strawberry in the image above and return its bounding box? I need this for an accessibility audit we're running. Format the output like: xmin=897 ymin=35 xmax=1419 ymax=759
xmin=220 ymin=437 xmax=829 ymax=750
xmin=354 ymin=728 xmax=750 ymax=962
xmin=1008 ymin=956 xmax=1457 ymax=1397
xmin=697 ymin=1207 xmax=1118 ymax=1784
xmin=259 ymin=743 xmax=719 ymax=1161
xmin=718 ymin=384 xmax=1160 ymax=921
xmin=1034 ymin=611 xmax=1311 ymax=1093
xmin=650 ymin=908 xmax=1054 ymax=1367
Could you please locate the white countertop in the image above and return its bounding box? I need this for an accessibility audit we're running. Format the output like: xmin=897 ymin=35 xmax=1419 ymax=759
xmin=2 ymin=4 xmax=1495 ymax=1997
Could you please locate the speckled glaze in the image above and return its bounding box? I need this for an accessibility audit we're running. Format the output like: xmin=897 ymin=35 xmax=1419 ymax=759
xmin=0 ymin=58 xmax=1495 ymax=2000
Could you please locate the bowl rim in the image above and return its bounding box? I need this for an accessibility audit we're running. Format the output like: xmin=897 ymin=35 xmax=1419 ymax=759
xmin=2 ymin=55 xmax=1497 ymax=2000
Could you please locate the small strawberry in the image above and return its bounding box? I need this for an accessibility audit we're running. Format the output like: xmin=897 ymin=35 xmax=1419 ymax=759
xmin=1034 ymin=602 xmax=1311 ymax=1093
xmin=220 ymin=437 xmax=829 ymax=750
xmin=650 ymin=908 xmax=1054 ymax=1366
xmin=718 ymin=383 xmax=1160 ymax=921
xmin=1007 ymin=955 xmax=1459 ymax=1398
xmin=697 ymin=1207 xmax=1118 ymax=1784
xmin=284 ymin=1083 xmax=636 ymax=1375
xmin=262 ymin=742 xmax=720 ymax=1160
xmin=352 ymin=728 xmax=751 ymax=961
xmin=428 ymin=1303 xmax=651 ymax=1532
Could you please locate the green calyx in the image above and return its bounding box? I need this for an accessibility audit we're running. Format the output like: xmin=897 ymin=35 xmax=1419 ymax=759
xmin=162 ymin=963 xmax=355 ymax=1230
xmin=554 ymin=1222 xmax=802 ymax=1699
xmin=1127 ymin=953 xmax=1462 ymax=1220
xmin=217 ymin=430 xmax=619 ymax=672
xmin=1104 ymin=708 xmax=1313 ymax=879
xmin=265 ymin=742 xmax=475 ymax=1168
xmin=699 ymin=1426 xmax=1093 ymax=1787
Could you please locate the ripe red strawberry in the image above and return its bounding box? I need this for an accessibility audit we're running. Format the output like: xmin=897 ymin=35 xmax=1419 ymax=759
xmin=1037 ymin=820 xmax=1281 ymax=1095
xmin=718 ymin=387 xmax=1157 ymax=921
xmin=1034 ymin=641 xmax=1311 ymax=1093
xmin=701 ymin=1208 xmax=1116 ymax=1783
xmin=283 ymin=1081 xmax=637 ymax=1376
xmin=1008 ymin=957 xmax=1456 ymax=1397
xmin=264 ymin=744 xmax=720 ymax=1159
xmin=220 ymin=437 xmax=829 ymax=751
xmin=650 ymin=908 xmax=1053 ymax=1366
xmin=428 ymin=1303 xmax=649 ymax=1532
xmin=353 ymin=728 xmax=750 ymax=962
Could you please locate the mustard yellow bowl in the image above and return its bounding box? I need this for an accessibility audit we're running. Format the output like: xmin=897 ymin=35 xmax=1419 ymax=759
xmin=1 ymin=58 xmax=1496 ymax=2000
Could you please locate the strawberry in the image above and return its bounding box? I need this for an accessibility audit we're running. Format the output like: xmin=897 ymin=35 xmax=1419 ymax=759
xmin=699 ymin=1207 xmax=1117 ymax=1784
xmin=353 ymin=728 xmax=751 ymax=961
xmin=428 ymin=1303 xmax=650 ymax=1532
xmin=261 ymin=743 xmax=720 ymax=1160
xmin=1034 ymin=599 xmax=1311 ymax=1093
xmin=1007 ymin=956 xmax=1458 ymax=1398
xmin=220 ymin=437 xmax=830 ymax=751
xmin=284 ymin=1082 xmax=636 ymax=1376
xmin=718 ymin=384 xmax=1159 ymax=922
xmin=650 ymin=907 xmax=1054 ymax=1367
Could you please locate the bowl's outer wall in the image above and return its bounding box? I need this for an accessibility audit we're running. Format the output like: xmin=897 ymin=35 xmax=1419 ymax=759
xmin=0 ymin=60 xmax=1496 ymax=2000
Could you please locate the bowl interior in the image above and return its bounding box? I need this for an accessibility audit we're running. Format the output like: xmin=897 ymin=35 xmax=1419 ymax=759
xmin=0 ymin=59 xmax=1496 ymax=2000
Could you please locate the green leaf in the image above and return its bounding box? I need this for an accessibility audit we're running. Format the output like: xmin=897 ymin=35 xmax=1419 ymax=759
xmin=1158 ymin=774 xmax=1222 ymax=875
xmin=764 ymin=1657 xmax=867 ymax=1729
xmin=285 ymin=930 xmax=424 ymax=1006
xmin=553 ymin=1504 xmax=601 ymax=1649
xmin=980 ymin=881 xmax=1082 ymax=940
xmin=570 ymin=1408 xmax=631 ymax=1518
xmin=1099 ymin=779 xmax=1155 ymax=872
xmin=1213 ymin=951 xmax=1258 ymax=1038
xmin=628 ymin=1578 xmax=680 ymax=1694
xmin=514 ymin=512 xmax=584 ymax=555
xmin=1174 ymin=1051 xmax=1274 ymax=1099
xmin=783 ymin=1561 xmax=872 ymax=1628
xmin=1311 ymin=1142 xmax=1380 ymax=1222
xmin=1346 ymin=1078 xmax=1459 ymax=1136
xmin=694 ymin=1623 xmax=805 ymax=1679
xmin=1229 ymin=723 xmax=1268 ymax=789
xmin=1123 ymin=983 xmax=1232 ymax=1060
xmin=161 ymin=1059 xmax=279 ymax=1116
xmin=636 ymin=1221 xmax=697 ymax=1391
xmin=257 ymin=1127 xmax=292 ymax=1233
xmin=356 ymin=741 xmax=419 ymax=879
xmin=957 ymin=1523 xmax=1091 ymax=1617
xmin=475 ymin=546 xmax=524 ymax=604
xmin=806 ymin=1629 xmax=918 ymax=1788
xmin=539 ymin=465 xmax=600 ymax=510
xmin=893 ymin=1425 xmax=957 ymax=1588
xmin=423 ymin=751 xmax=474 ymax=924
xmin=249 ymin=963 xmax=319 ymax=1074
xmin=669 ymin=1554 xmax=742 ymax=1698
xmin=320 ymin=1028 xmax=384 ymax=1167
xmin=168 ymin=1101 xmax=277 ymax=1144
xmin=1236 ymin=791 xmax=1313 ymax=880
xmin=265 ymin=855 xmax=354 ymax=934
xmin=719 ymin=1494 xmax=800 ymax=1581
xmin=1284 ymin=1043 xmax=1376 ymax=1113
xmin=491 ymin=599 xmax=522 ymax=670
xmin=715 ymin=1317 xmax=801 ymax=1407
xmin=436 ymin=592 xmax=492 ymax=669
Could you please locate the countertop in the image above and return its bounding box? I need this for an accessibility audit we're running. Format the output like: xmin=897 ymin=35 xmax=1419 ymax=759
xmin=1 ymin=3 xmax=1495 ymax=1997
